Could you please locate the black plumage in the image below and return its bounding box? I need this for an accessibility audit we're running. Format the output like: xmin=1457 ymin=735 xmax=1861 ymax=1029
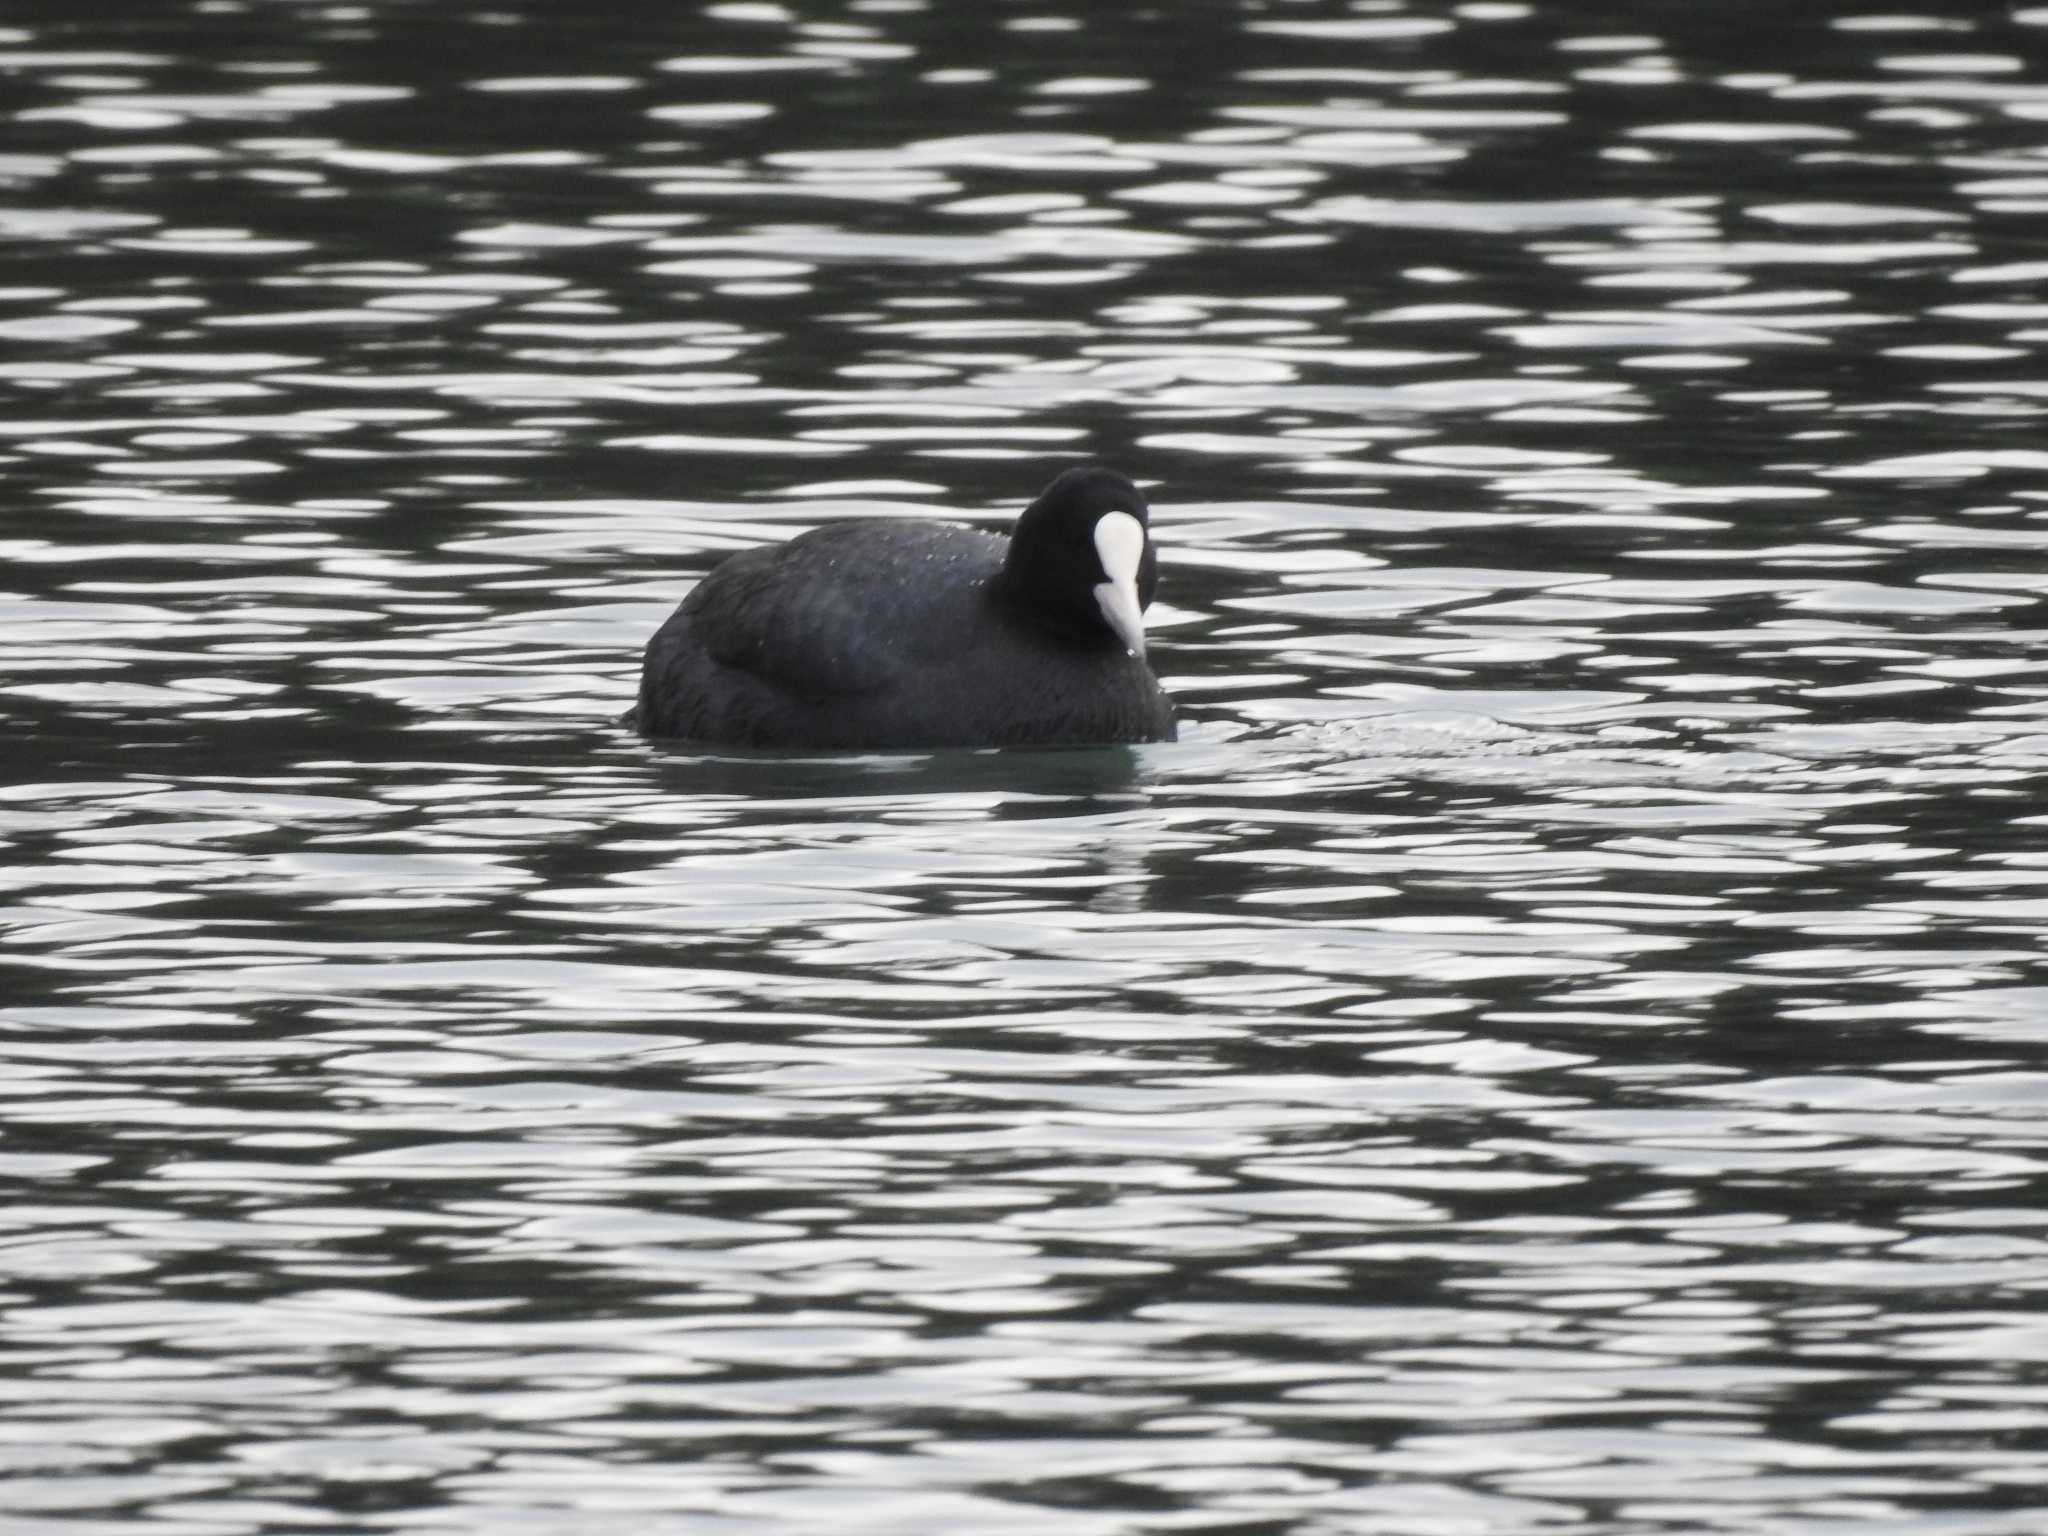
xmin=629 ymin=467 xmax=1176 ymax=749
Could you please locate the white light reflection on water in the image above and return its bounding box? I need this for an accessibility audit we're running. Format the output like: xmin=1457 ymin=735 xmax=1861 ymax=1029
xmin=5 ymin=0 xmax=2048 ymax=1531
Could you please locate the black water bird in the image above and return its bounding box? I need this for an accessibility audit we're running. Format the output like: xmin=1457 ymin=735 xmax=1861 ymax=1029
xmin=629 ymin=466 xmax=1176 ymax=749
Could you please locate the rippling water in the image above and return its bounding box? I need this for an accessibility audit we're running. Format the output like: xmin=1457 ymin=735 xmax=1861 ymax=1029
xmin=8 ymin=1 xmax=2048 ymax=1531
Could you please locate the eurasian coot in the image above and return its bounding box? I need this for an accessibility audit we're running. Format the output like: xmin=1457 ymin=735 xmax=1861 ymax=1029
xmin=629 ymin=466 xmax=1176 ymax=749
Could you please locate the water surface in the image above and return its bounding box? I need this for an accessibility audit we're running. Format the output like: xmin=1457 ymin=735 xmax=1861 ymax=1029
xmin=7 ymin=1 xmax=2048 ymax=1531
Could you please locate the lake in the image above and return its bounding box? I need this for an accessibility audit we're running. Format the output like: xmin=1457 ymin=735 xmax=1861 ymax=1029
xmin=6 ymin=1 xmax=2048 ymax=1531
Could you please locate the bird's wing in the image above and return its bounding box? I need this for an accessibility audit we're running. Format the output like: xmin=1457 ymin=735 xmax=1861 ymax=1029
xmin=687 ymin=521 xmax=999 ymax=702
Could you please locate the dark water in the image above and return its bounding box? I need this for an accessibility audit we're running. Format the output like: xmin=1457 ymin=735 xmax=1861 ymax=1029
xmin=7 ymin=0 xmax=2048 ymax=1530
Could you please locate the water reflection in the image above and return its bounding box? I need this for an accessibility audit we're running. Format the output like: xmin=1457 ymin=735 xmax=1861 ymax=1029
xmin=7 ymin=0 xmax=2048 ymax=1531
